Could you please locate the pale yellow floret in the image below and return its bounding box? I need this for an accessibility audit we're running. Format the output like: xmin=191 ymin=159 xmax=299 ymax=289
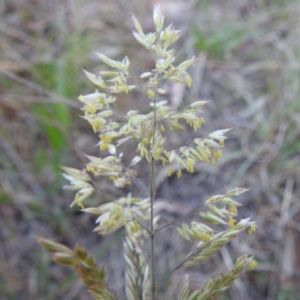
xmin=228 ymin=217 xmax=237 ymax=228
xmin=140 ymin=146 xmax=148 ymax=158
xmin=228 ymin=205 xmax=238 ymax=214
xmin=192 ymin=119 xmax=204 ymax=131
xmin=100 ymin=143 xmax=109 ymax=151
xmin=248 ymin=259 xmax=257 ymax=270
xmin=78 ymin=203 xmax=85 ymax=209
xmin=198 ymin=231 xmax=211 ymax=243
xmin=185 ymin=74 xmax=192 ymax=87
xmin=127 ymin=220 xmax=140 ymax=234
xmin=84 ymin=104 xmax=98 ymax=115
xmin=161 ymin=157 xmax=168 ymax=166
xmin=118 ymin=80 xmax=130 ymax=93
xmin=213 ymin=150 xmax=223 ymax=160
xmin=201 ymin=152 xmax=210 ymax=163
xmin=177 ymin=169 xmax=182 ymax=178
xmin=141 ymin=138 xmax=148 ymax=145
xmin=147 ymin=90 xmax=155 ymax=98
xmin=186 ymin=158 xmax=195 ymax=173
xmin=248 ymin=224 xmax=258 ymax=235
xmin=99 ymin=134 xmax=112 ymax=143
xmin=88 ymin=118 xmax=106 ymax=132
xmin=168 ymin=167 xmax=174 ymax=177
xmin=86 ymin=165 xmax=97 ymax=175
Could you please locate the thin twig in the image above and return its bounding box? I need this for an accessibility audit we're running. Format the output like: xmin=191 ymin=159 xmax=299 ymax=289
xmin=0 ymin=69 xmax=79 ymax=108
xmin=128 ymin=219 xmax=151 ymax=234
xmin=156 ymin=230 xmax=229 ymax=287
xmin=0 ymin=136 xmax=45 ymax=197
xmin=154 ymin=204 xmax=205 ymax=234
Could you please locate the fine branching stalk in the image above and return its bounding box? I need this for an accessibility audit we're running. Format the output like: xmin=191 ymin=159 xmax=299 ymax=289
xmin=150 ymin=89 xmax=157 ymax=298
xmin=150 ymin=150 xmax=156 ymax=299
xmin=39 ymin=5 xmax=257 ymax=300
xmin=150 ymin=59 xmax=162 ymax=300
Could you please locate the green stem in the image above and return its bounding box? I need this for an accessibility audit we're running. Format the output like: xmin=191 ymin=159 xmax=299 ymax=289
xmin=150 ymin=76 xmax=158 ymax=300
xmin=150 ymin=156 xmax=156 ymax=299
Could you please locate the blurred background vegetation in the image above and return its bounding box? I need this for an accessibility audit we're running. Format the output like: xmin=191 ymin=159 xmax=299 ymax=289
xmin=1 ymin=0 xmax=300 ymax=299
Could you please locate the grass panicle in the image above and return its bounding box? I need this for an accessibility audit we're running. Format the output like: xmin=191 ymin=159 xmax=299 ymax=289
xmin=39 ymin=5 xmax=256 ymax=299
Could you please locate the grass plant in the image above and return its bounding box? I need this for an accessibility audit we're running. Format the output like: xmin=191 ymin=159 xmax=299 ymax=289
xmin=38 ymin=6 xmax=257 ymax=300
